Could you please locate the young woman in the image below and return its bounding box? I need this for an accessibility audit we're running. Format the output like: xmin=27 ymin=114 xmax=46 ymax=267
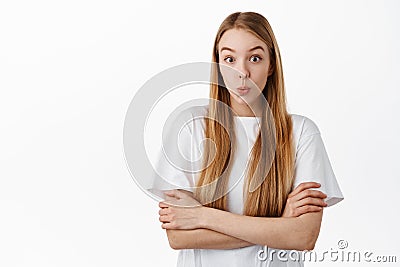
xmin=153 ymin=11 xmax=344 ymax=266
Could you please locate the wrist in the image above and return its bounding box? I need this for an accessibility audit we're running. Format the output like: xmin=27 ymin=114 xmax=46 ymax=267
xmin=198 ymin=206 xmax=212 ymax=229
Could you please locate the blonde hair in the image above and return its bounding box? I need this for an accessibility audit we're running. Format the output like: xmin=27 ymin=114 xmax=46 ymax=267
xmin=194 ymin=11 xmax=295 ymax=217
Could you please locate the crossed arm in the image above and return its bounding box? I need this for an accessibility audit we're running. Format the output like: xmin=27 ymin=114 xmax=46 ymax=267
xmin=165 ymin=228 xmax=253 ymax=250
xmin=158 ymin=182 xmax=326 ymax=251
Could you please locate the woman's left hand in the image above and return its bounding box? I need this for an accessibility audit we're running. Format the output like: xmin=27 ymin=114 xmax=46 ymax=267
xmin=158 ymin=189 xmax=205 ymax=230
xmin=282 ymin=182 xmax=327 ymax=217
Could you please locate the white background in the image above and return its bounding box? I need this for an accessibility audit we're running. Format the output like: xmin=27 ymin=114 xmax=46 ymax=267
xmin=1 ymin=0 xmax=399 ymax=266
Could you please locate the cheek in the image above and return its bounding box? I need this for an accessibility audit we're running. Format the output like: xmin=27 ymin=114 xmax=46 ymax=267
xmin=219 ymin=65 xmax=238 ymax=89
xmin=251 ymin=70 xmax=269 ymax=91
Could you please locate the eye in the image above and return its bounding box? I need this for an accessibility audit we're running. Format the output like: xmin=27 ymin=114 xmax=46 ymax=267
xmin=223 ymin=56 xmax=235 ymax=63
xmin=250 ymin=55 xmax=262 ymax=63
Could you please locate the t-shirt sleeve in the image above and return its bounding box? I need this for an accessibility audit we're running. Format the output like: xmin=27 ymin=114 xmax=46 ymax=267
xmin=292 ymin=117 xmax=344 ymax=207
xmin=149 ymin=116 xmax=196 ymax=200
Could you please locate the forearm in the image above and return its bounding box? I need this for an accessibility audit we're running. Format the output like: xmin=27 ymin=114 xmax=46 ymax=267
xmin=166 ymin=228 xmax=255 ymax=250
xmin=201 ymin=208 xmax=323 ymax=251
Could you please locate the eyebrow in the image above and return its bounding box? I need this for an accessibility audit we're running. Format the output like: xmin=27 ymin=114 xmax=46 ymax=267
xmin=220 ymin=45 xmax=265 ymax=53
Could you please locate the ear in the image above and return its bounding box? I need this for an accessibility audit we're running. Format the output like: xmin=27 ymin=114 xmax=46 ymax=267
xmin=267 ymin=63 xmax=274 ymax=76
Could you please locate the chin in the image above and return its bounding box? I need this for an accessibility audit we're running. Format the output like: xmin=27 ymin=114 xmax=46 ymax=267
xmin=232 ymin=94 xmax=257 ymax=107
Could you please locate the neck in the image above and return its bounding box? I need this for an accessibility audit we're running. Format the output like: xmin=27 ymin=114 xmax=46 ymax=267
xmin=230 ymin=97 xmax=263 ymax=117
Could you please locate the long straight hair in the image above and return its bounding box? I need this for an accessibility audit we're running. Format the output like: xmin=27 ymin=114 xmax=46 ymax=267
xmin=194 ymin=12 xmax=295 ymax=217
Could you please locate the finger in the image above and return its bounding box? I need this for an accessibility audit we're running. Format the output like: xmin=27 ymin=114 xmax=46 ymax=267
xmin=158 ymin=193 xmax=179 ymax=207
xmin=294 ymin=197 xmax=327 ymax=209
xmin=290 ymin=182 xmax=321 ymax=197
xmin=288 ymin=182 xmax=321 ymax=197
xmin=161 ymin=222 xmax=174 ymax=230
xmin=159 ymin=208 xmax=169 ymax=216
xmin=160 ymin=200 xmax=179 ymax=208
xmin=159 ymin=201 xmax=170 ymax=208
xmin=164 ymin=194 xmax=179 ymax=202
xmin=164 ymin=189 xmax=188 ymax=199
xmin=159 ymin=215 xmax=170 ymax=223
xmin=161 ymin=195 xmax=181 ymax=207
xmin=295 ymin=205 xmax=323 ymax=216
xmin=292 ymin=189 xmax=327 ymax=202
xmin=163 ymin=189 xmax=180 ymax=198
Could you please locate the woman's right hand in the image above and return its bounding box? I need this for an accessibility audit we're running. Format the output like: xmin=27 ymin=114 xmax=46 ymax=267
xmin=282 ymin=182 xmax=327 ymax=218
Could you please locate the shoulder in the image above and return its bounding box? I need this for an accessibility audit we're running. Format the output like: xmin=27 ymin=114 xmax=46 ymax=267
xmin=177 ymin=104 xmax=208 ymax=135
xmin=289 ymin=113 xmax=321 ymax=149
xmin=290 ymin=113 xmax=321 ymax=136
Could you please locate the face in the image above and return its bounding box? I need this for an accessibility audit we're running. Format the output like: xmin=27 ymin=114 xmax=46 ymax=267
xmin=218 ymin=28 xmax=273 ymax=116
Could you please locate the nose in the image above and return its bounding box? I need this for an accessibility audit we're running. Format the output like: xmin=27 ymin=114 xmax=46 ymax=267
xmin=236 ymin=60 xmax=250 ymax=80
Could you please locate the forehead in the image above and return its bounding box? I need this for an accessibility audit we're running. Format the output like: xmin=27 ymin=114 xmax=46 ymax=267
xmin=218 ymin=28 xmax=267 ymax=53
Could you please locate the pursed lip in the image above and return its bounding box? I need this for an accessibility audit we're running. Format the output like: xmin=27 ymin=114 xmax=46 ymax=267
xmin=236 ymin=86 xmax=250 ymax=96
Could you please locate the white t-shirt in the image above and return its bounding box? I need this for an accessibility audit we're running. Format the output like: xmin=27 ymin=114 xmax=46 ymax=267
xmin=151 ymin=105 xmax=344 ymax=267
